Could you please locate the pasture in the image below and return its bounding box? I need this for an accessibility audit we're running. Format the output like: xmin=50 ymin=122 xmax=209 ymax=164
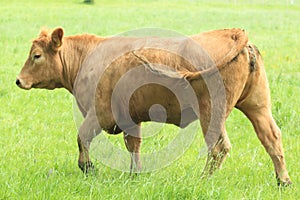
xmin=0 ymin=0 xmax=299 ymax=199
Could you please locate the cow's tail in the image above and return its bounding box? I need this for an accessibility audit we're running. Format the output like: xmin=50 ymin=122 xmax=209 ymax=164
xmin=247 ymin=43 xmax=258 ymax=72
xmin=132 ymin=43 xmax=258 ymax=82
xmin=186 ymin=43 xmax=259 ymax=80
xmin=131 ymin=51 xmax=218 ymax=82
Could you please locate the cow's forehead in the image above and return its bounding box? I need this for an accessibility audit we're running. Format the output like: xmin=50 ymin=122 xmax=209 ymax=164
xmin=32 ymin=30 xmax=51 ymax=47
xmin=31 ymin=37 xmax=49 ymax=50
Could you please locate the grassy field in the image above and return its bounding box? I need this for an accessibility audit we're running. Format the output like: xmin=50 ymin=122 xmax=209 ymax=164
xmin=1 ymin=0 xmax=300 ymax=199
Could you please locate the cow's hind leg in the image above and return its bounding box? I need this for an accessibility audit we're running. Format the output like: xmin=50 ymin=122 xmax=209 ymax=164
xmin=235 ymin=45 xmax=292 ymax=186
xmin=201 ymin=119 xmax=231 ymax=177
xmin=123 ymin=124 xmax=142 ymax=174
xmin=238 ymin=104 xmax=292 ymax=186
xmin=203 ymin=130 xmax=231 ymax=176
xmin=236 ymin=53 xmax=291 ymax=186
xmin=198 ymin=97 xmax=231 ymax=177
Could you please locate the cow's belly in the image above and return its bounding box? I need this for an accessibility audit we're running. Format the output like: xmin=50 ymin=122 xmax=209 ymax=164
xmin=95 ymin=82 xmax=200 ymax=134
xmin=129 ymin=84 xmax=199 ymax=127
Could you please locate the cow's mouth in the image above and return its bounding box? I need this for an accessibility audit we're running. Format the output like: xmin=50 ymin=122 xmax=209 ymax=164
xmin=16 ymin=79 xmax=56 ymax=90
xmin=16 ymin=76 xmax=50 ymax=89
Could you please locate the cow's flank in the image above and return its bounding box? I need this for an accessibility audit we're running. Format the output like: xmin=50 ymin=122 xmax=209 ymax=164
xmin=16 ymin=27 xmax=292 ymax=186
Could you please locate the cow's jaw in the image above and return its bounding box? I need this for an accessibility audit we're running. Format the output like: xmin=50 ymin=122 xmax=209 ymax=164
xmin=32 ymin=81 xmax=57 ymax=90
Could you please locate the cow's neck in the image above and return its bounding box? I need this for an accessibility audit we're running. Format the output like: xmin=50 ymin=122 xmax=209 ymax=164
xmin=59 ymin=34 xmax=105 ymax=93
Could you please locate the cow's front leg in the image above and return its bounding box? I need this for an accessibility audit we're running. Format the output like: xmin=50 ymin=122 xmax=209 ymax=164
xmin=123 ymin=123 xmax=142 ymax=174
xmin=77 ymin=135 xmax=93 ymax=173
xmin=77 ymin=113 xmax=101 ymax=173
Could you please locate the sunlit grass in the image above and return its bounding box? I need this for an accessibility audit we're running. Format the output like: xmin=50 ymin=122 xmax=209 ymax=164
xmin=0 ymin=0 xmax=299 ymax=199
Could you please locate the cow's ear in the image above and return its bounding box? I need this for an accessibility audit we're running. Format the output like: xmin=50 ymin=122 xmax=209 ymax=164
xmin=51 ymin=27 xmax=64 ymax=49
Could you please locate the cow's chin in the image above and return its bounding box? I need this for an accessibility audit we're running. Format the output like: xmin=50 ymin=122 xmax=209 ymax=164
xmin=19 ymin=85 xmax=32 ymax=90
xmin=32 ymin=82 xmax=57 ymax=90
xmin=17 ymin=82 xmax=33 ymax=90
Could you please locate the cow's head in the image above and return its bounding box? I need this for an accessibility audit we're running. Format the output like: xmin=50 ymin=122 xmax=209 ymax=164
xmin=16 ymin=28 xmax=64 ymax=90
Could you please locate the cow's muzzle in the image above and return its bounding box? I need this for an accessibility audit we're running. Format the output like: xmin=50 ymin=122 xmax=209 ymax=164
xmin=15 ymin=78 xmax=32 ymax=90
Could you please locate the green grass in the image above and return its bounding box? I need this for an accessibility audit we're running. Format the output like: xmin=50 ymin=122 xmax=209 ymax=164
xmin=1 ymin=0 xmax=300 ymax=199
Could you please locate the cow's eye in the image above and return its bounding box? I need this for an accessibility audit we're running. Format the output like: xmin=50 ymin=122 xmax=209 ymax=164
xmin=34 ymin=54 xmax=41 ymax=60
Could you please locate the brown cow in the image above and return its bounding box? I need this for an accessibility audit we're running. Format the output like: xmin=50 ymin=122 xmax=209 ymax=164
xmin=16 ymin=27 xmax=292 ymax=186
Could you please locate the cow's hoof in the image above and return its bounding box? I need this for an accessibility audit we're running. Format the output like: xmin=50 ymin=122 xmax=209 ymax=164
xmin=78 ymin=161 xmax=94 ymax=174
xmin=277 ymin=178 xmax=292 ymax=187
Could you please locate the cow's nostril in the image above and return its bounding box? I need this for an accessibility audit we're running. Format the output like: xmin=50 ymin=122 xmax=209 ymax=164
xmin=16 ymin=79 xmax=20 ymax=86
